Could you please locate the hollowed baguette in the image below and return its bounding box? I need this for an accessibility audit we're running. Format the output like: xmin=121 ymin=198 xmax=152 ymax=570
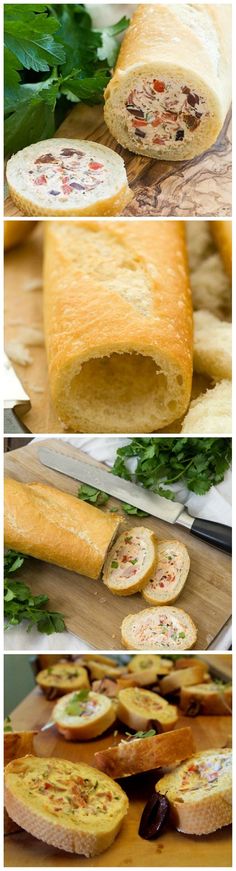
xmin=6 ymin=139 xmax=131 ymax=217
xmin=104 ymin=5 xmax=231 ymax=161
xmin=159 ymin=664 xmax=209 ymax=696
xmin=211 ymin=221 xmax=232 ymax=279
xmin=52 ymin=690 xmax=116 ymax=740
xmin=180 ymin=682 xmax=232 ymax=715
xmin=157 ymin=748 xmax=232 ymax=834
xmin=36 ymin=663 xmax=90 ymax=699
xmin=4 ymin=478 xmax=120 ymax=580
xmin=142 ymin=540 xmax=190 ymax=605
xmin=103 ymin=526 xmax=158 ymax=595
xmin=193 ymin=311 xmax=232 ymax=381
xmin=117 ymin=687 xmax=178 ymax=732
xmin=181 ymin=380 xmax=232 ymax=434
xmin=4 ymin=755 xmax=128 ymax=856
xmin=128 ymin=653 xmax=173 ymax=675
xmin=43 ymin=220 xmax=193 ymax=433
xmin=94 ymin=726 xmax=194 ymax=779
xmin=4 ymin=221 xmax=36 ymax=251
xmin=121 ymin=607 xmax=197 ymax=651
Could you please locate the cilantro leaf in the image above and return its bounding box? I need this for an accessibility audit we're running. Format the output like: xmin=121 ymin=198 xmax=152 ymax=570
xmin=4 ymin=549 xmax=66 ymax=635
xmin=78 ymin=483 xmax=109 ymax=506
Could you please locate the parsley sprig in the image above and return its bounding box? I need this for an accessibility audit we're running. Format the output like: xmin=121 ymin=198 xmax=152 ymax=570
xmin=4 ymin=549 xmax=66 ymax=635
xmin=4 ymin=4 xmax=129 ymax=155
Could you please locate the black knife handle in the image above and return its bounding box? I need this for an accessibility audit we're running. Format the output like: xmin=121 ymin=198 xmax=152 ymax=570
xmin=191 ymin=518 xmax=232 ymax=554
xmin=4 ymin=408 xmax=31 ymax=434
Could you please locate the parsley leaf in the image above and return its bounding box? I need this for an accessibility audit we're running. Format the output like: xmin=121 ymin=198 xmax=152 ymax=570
xmin=4 ymin=549 xmax=66 ymax=635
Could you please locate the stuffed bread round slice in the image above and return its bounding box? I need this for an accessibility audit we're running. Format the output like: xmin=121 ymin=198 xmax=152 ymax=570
xmin=4 ymin=755 xmax=128 ymax=856
xmin=43 ymin=220 xmax=193 ymax=434
xmin=128 ymin=653 xmax=173 ymax=675
xmin=52 ymin=690 xmax=116 ymax=740
xmin=180 ymin=682 xmax=232 ymax=716
xmin=103 ymin=527 xmax=158 ymax=595
xmin=117 ymin=687 xmax=178 ymax=732
xmin=6 ymin=139 xmax=131 ymax=218
xmin=142 ymin=540 xmax=190 ymax=605
xmin=157 ymin=748 xmax=232 ymax=835
xmin=121 ymin=607 xmax=197 ymax=651
xmin=36 ymin=663 xmax=90 ymax=699
xmin=4 ymin=221 xmax=36 ymax=251
xmin=104 ymin=5 xmax=231 ymax=161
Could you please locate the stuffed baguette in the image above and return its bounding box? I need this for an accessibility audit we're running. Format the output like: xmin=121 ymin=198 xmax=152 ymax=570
xmin=117 ymin=687 xmax=178 ymax=732
xmin=94 ymin=726 xmax=194 ymax=779
xmin=103 ymin=527 xmax=158 ymax=595
xmin=4 ymin=756 xmax=128 ymax=856
xmin=52 ymin=690 xmax=116 ymax=740
xmin=142 ymin=540 xmax=190 ymax=605
xmin=6 ymin=139 xmax=131 ymax=218
xmin=157 ymin=748 xmax=232 ymax=834
xmin=104 ymin=5 xmax=231 ymax=161
xmin=4 ymin=478 xmax=120 ymax=579
xmin=44 ymin=220 xmax=192 ymax=433
xmin=121 ymin=607 xmax=197 ymax=651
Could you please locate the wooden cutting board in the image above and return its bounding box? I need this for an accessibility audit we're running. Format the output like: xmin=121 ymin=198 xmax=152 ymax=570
xmin=4 ymin=223 xmax=212 ymax=435
xmin=4 ymin=439 xmax=232 ymax=650
xmin=4 ymin=102 xmax=231 ymax=217
xmin=4 ymin=680 xmax=232 ymax=867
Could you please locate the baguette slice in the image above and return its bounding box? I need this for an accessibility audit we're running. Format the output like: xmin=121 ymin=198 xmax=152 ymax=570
xmin=103 ymin=527 xmax=158 ymax=595
xmin=36 ymin=663 xmax=90 ymax=699
xmin=160 ymin=664 xmax=209 ymax=696
xmin=94 ymin=726 xmax=194 ymax=779
xmin=117 ymin=667 xmax=160 ymax=690
xmin=80 ymin=654 xmax=118 ymax=667
xmin=117 ymin=687 xmax=178 ymax=732
xmin=142 ymin=540 xmax=190 ymax=605
xmin=157 ymin=748 xmax=232 ymax=834
xmin=6 ymin=139 xmax=131 ymax=217
xmin=86 ymin=660 xmax=125 ymax=681
xmin=121 ymin=607 xmax=197 ymax=651
xmin=52 ymin=690 xmax=116 ymax=740
xmin=180 ymin=682 xmax=232 ymax=716
xmin=4 ymin=755 xmax=128 ymax=856
xmin=4 ymin=221 xmax=36 ymax=251
xmin=128 ymin=653 xmax=173 ymax=675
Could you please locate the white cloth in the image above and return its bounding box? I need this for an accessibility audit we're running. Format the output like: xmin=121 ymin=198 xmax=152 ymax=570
xmin=4 ymin=437 xmax=231 ymax=651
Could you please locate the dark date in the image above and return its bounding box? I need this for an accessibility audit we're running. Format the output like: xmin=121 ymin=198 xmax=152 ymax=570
xmin=139 ymin=792 xmax=169 ymax=840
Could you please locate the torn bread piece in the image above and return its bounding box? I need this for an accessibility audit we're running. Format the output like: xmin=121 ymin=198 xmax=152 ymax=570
xmin=94 ymin=726 xmax=194 ymax=779
xmin=193 ymin=311 xmax=231 ymax=381
xmin=181 ymin=380 xmax=232 ymax=434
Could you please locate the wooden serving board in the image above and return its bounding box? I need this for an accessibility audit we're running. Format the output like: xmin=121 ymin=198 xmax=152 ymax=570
xmin=4 ymin=102 xmax=231 ymax=217
xmin=4 ymin=223 xmax=211 ymax=435
xmin=4 ymin=439 xmax=232 ymax=650
xmin=4 ymin=680 xmax=232 ymax=867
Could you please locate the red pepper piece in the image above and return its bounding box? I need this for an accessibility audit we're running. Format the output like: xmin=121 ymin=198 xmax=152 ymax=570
xmin=153 ymin=80 xmax=165 ymax=93
xmin=132 ymin=119 xmax=148 ymax=127
xmin=35 ymin=174 xmax=47 ymax=185
xmin=89 ymin=161 xmax=103 ymax=170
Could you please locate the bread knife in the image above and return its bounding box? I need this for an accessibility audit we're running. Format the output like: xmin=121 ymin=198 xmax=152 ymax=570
xmin=38 ymin=447 xmax=232 ymax=554
xmin=4 ymin=353 xmax=31 ymax=433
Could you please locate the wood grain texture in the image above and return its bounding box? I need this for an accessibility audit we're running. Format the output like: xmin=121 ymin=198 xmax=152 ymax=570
xmin=4 ymin=682 xmax=232 ymax=867
xmin=4 ymin=103 xmax=232 ymax=218
xmin=4 ymin=439 xmax=232 ymax=651
xmin=4 ymin=223 xmax=211 ymax=435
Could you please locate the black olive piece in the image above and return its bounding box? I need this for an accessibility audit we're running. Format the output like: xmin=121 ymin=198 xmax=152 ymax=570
xmin=60 ymin=149 xmax=84 ymax=158
xmin=187 ymin=92 xmax=200 ymax=107
xmin=139 ymin=792 xmax=169 ymax=840
xmin=126 ymin=106 xmax=145 ymax=118
xmin=186 ymin=700 xmax=201 ymax=717
xmin=175 ymin=129 xmax=184 ymax=141
xmin=135 ymin=129 xmax=146 ymax=138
